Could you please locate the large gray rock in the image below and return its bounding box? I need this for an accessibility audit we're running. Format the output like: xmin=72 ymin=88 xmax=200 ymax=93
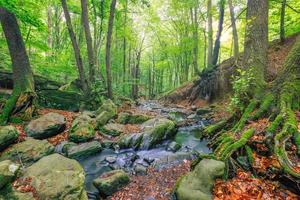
xmin=93 ymin=170 xmax=129 ymax=197
xmin=118 ymin=118 xmax=176 ymax=150
xmin=25 ymin=112 xmax=66 ymax=139
xmin=66 ymin=141 xmax=102 ymax=159
xmin=0 ymin=160 xmax=20 ymax=189
xmin=175 ymin=159 xmax=225 ymax=200
xmin=0 ymin=138 xmax=54 ymax=166
xmin=21 ymin=154 xmax=88 ymax=200
xmin=69 ymin=113 xmax=96 ymax=143
xmin=0 ymin=126 xmax=19 ymax=151
xmin=95 ymin=100 xmax=117 ymax=128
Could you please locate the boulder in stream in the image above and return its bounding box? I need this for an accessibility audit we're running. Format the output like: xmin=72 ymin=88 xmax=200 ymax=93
xmin=117 ymin=112 xmax=151 ymax=124
xmin=0 ymin=138 xmax=54 ymax=166
xmin=175 ymin=159 xmax=225 ymax=200
xmin=99 ymin=123 xmax=124 ymax=137
xmin=25 ymin=112 xmax=66 ymax=139
xmin=0 ymin=160 xmax=20 ymax=189
xmin=69 ymin=113 xmax=96 ymax=143
xmin=0 ymin=126 xmax=19 ymax=152
xmin=66 ymin=141 xmax=102 ymax=159
xmin=166 ymin=141 xmax=182 ymax=152
xmin=20 ymin=153 xmax=88 ymax=200
xmin=93 ymin=170 xmax=129 ymax=197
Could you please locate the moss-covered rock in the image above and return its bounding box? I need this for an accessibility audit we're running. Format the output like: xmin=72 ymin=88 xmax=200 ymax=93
xmin=117 ymin=112 xmax=151 ymax=124
xmin=20 ymin=154 xmax=88 ymax=200
xmin=175 ymin=159 xmax=225 ymax=200
xmin=95 ymin=100 xmax=117 ymax=128
xmin=0 ymin=160 xmax=20 ymax=189
xmin=93 ymin=170 xmax=129 ymax=197
xmin=0 ymin=138 xmax=54 ymax=166
xmin=99 ymin=123 xmax=125 ymax=137
xmin=0 ymin=126 xmax=19 ymax=152
xmin=66 ymin=141 xmax=102 ymax=159
xmin=25 ymin=112 xmax=66 ymax=139
xmin=69 ymin=114 xmax=96 ymax=143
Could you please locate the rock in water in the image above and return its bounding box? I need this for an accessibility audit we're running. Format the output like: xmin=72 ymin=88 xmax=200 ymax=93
xmin=0 ymin=160 xmax=20 ymax=189
xmin=0 ymin=138 xmax=54 ymax=166
xmin=93 ymin=170 xmax=129 ymax=197
xmin=175 ymin=159 xmax=225 ymax=200
xmin=66 ymin=141 xmax=102 ymax=159
xmin=25 ymin=112 xmax=66 ymax=139
xmin=21 ymin=154 xmax=88 ymax=200
xmin=166 ymin=141 xmax=182 ymax=152
xmin=69 ymin=113 xmax=96 ymax=143
xmin=0 ymin=126 xmax=19 ymax=151
xmin=117 ymin=112 xmax=151 ymax=124
xmin=95 ymin=100 xmax=117 ymax=128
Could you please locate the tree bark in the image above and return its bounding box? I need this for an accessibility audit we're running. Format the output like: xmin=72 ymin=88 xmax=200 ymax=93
xmin=243 ymin=0 xmax=268 ymax=95
xmin=81 ymin=0 xmax=95 ymax=84
xmin=212 ymin=0 xmax=225 ymax=66
xmin=47 ymin=6 xmax=52 ymax=55
xmin=0 ymin=7 xmax=35 ymax=124
xmin=190 ymin=1 xmax=201 ymax=76
xmin=280 ymin=0 xmax=286 ymax=43
xmin=105 ymin=0 xmax=117 ymax=99
xmin=207 ymin=0 xmax=213 ymax=68
xmin=61 ymin=0 xmax=88 ymax=95
xmin=228 ymin=0 xmax=239 ymax=60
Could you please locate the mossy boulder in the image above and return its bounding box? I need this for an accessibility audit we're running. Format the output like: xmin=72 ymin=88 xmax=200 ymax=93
xmin=118 ymin=118 xmax=176 ymax=150
xmin=66 ymin=141 xmax=102 ymax=159
xmin=21 ymin=153 xmax=88 ymax=200
xmin=0 ymin=126 xmax=19 ymax=152
xmin=175 ymin=159 xmax=225 ymax=200
xmin=196 ymin=108 xmax=212 ymax=115
xmin=117 ymin=112 xmax=151 ymax=124
xmin=93 ymin=170 xmax=129 ymax=197
xmin=25 ymin=112 xmax=66 ymax=139
xmin=0 ymin=160 xmax=20 ymax=189
xmin=99 ymin=123 xmax=125 ymax=137
xmin=69 ymin=114 xmax=96 ymax=143
xmin=95 ymin=100 xmax=117 ymax=128
xmin=0 ymin=138 xmax=54 ymax=166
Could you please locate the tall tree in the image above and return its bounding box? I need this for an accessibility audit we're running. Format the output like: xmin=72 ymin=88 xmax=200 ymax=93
xmin=61 ymin=0 xmax=89 ymax=95
xmin=190 ymin=0 xmax=201 ymax=75
xmin=228 ymin=0 xmax=239 ymax=60
xmin=280 ymin=0 xmax=287 ymax=43
xmin=243 ymin=0 xmax=268 ymax=95
xmin=212 ymin=0 xmax=225 ymax=66
xmin=206 ymin=0 xmax=213 ymax=68
xmin=81 ymin=0 xmax=96 ymax=84
xmin=0 ymin=7 xmax=35 ymax=124
xmin=105 ymin=0 xmax=117 ymax=99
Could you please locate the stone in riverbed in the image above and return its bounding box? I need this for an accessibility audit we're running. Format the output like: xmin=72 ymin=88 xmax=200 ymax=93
xmin=99 ymin=123 xmax=124 ymax=137
xmin=66 ymin=141 xmax=102 ymax=159
xmin=0 ymin=126 xmax=19 ymax=152
xmin=117 ymin=112 xmax=151 ymax=124
xmin=25 ymin=112 xmax=66 ymax=139
xmin=196 ymin=108 xmax=212 ymax=115
xmin=175 ymin=159 xmax=225 ymax=200
xmin=166 ymin=141 xmax=181 ymax=152
xmin=134 ymin=164 xmax=147 ymax=176
xmin=93 ymin=170 xmax=129 ymax=197
xmin=0 ymin=160 xmax=20 ymax=189
xmin=0 ymin=138 xmax=54 ymax=166
xmin=21 ymin=153 xmax=88 ymax=200
xmin=69 ymin=113 xmax=96 ymax=143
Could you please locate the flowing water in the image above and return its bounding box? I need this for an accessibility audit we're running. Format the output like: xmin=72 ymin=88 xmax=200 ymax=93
xmin=71 ymin=101 xmax=212 ymax=199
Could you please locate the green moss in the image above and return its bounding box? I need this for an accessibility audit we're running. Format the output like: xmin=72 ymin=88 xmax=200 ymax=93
xmin=233 ymin=100 xmax=258 ymax=132
xmin=0 ymin=93 xmax=18 ymax=125
xmin=251 ymin=93 xmax=274 ymax=120
xmin=203 ymin=120 xmax=227 ymax=137
xmin=214 ymin=135 xmax=234 ymax=156
xmin=245 ymin=145 xmax=254 ymax=165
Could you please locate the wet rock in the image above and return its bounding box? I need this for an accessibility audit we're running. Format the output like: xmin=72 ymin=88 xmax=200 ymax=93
xmin=21 ymin=154 xmax=88 ymax=200
xmin=0 ymin=160 xmax=20 ymax=189
xmin=95 ymin=100 xmax=117 ymax=128
xmin=69 ymin=113 xmax=96 ymax=143
xmin=99 ymin=123 xmax=124 ymax=137
xmin=105 ymin=156 xmax=117 ymax=164
xmin=93 ymin=170 xmax=129 ymax=197
xmin=0 ymin=126 xmax=19 ymax=151
xmin=144 ymin=157 xmax=155 ymax=165
xmin=66 ymin=141 xmax=102 ymax=159
xmin=153 ymin=152 xmax=194 ymax=168
xmin=117 ymin=112 xmax=151 ymax=124
xmin=0 ymin=138 xmax=54 ymax=166
xmin=196 ymin=108 xmax=212 ymax=115
xmin=25 ymin=112 xmax=66 ymax=139
xmin=166 ymin=141 xmax=181 ymax=152
xmin=187 ymin=113 xmax=197 ymax=119
xmin=175 ymin=159 xmax=225 ymax=200
xmin=102 ymin=139 xmax=115 ymax=149
xmin=134 ymin=164 xmax=147 ymax=176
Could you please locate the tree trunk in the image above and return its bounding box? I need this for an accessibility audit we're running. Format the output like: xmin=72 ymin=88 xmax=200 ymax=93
xmin=105 ymin=0 xmax=117 ymax=99
xmin=228 ymin=0 xmax=239 ymax=61
xmin=207 ymin=0 xmax=213 ymax=68
xmin=0 ymin=8 xmax=35 ymax=124
xmin=47 ymin=6 xmax=52 ymax=55
xmin=212 ymin=0 xmax=225 ymax=66
xmin=280 ymin=0 xmax=286 ymax=43
xmin=81 ymin=0 xmax=95 ymax=84
xmin=123 ymin=0 xmax=128 ymax=93
xmin=190 ymin=1 xmax=201 ymax=76
xmin=243 ymin=0 xmax=268 ymax=95
xmin=61 ymin=0 xmax=89 ymax=95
